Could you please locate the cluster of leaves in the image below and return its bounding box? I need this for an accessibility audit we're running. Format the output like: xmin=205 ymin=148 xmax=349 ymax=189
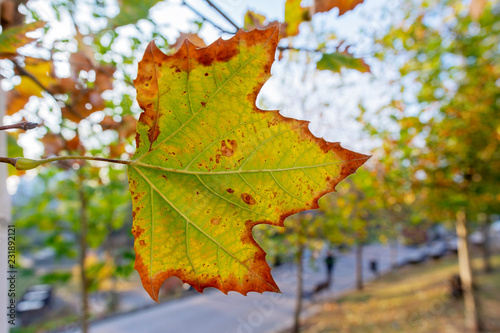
xmin=244 ymin=0 xmax=370 ymax=74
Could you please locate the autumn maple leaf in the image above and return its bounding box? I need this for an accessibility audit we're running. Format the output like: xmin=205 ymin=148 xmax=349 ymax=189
xmin=128 ymin=25 xmax=369 ymax=301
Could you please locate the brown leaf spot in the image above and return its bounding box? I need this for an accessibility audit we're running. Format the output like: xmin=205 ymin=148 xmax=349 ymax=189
xmin=132 ymin=225 xmax=145 ymax=238
xmin=226 ymin=188 xmax=235 ymax=193
xmin=221 ymin=139 xmax=237 ymax=157
xmin=211 ymin=217 xmax=220 ymax=226
xmin=241 ymin=193 xmax=256 ymax=205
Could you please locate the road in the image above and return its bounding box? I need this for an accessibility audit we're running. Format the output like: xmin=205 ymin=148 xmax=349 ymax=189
xmin=79 ymin=243 xmax=424 ymax=333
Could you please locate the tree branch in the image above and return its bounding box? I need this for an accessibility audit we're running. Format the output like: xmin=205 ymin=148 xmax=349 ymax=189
xmin=0 ymin=121 xmax=39 ymax=132
xmin=277 ymin=46 xmax=323 ymax=53
xmin=204 ymin=0 xmax=239 ymax=31
xmin=12 ymin=61 xmax=82 ymax=121
xmin=181 ymin=0 xmax=235 ymax=34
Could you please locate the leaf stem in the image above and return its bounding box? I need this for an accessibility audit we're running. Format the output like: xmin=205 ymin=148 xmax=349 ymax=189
xmin=0 ymin=121 xmax=39 ymax=131
xmin=0 ymin=155 xmax=131 ymax=170
xmin=37 ymin=155 xmax=132 ymax=165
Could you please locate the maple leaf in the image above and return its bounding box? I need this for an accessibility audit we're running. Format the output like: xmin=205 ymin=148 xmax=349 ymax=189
xmin=312 ymin=0 xmax=365 ymax=15
xmin=317 ymin=51 xmax=370 ymax=73
xmin=110 ymin=0 xmax=162 ymax=28
xmin=283 ymin=0 xmax=311 ymax=37
xmin=128 ymin=26 xmax=369 ymax=301
xmin=7 ymin=58 xmax=57 ymax=115
xmin=0 ymin=21 xmax=44 ymax=59
xmin=170 ymin=33 xmax=206 ymax=53
xmin=243 ymin=10 xmax=280 ymax=33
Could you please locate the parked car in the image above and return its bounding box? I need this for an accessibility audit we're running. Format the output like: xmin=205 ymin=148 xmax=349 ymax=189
xmin=470 ymin=221 xmax=500 ymax=247
xmin=17 ymin=284 xmax=53 ymax=324
xmin=446 ymin=237 xmax=458 ymax=253
xmin=428 ymin=241 xmax=448 ymax=259
xmin=407 ymin=246 xmax=428 ymax=264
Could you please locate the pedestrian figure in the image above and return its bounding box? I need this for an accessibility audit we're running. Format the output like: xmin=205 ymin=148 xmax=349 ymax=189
xmin=369 ymin=256 xmax=379 ymax=277
xmin=325 ymin=251 xmax=336 ymax=283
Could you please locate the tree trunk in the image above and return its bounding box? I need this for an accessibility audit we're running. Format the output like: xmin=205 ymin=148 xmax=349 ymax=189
xmin=78 ymin=186 xmax=89 ymax=333
xmin=456 ymin=210 xmax=481 ymax=332
xmin=356 ymin=243 xmax=363 ymax=290
xmin=1 ymin=83 xmax=12 ymax=333
xmin=292 ymin=243 xmax=305 ymax=333
xmin=480 ymin=215 xmax=492 ymax=273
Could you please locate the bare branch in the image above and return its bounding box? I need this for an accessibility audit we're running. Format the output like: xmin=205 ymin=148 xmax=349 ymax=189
xmin=13 ymin=61 xmax=51 ymax=93
xmin=12 ymin=60 xmax=82 ymax=120
xmin=0 ymin=121 xmax=39 ymax=131
xmin=181 ymin=1 xmax=235 ymax=34
xmin=204 ymin=0 xmax=239 ymax=31
xmin=0 ymin=157 xmax=17 ymax=167
xmin=277 ymin=46 xmax=323 ymax=53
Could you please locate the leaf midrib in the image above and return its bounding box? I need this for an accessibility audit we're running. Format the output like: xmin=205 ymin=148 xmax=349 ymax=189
xmin=131 ymin=158 xmax=368 ymax=175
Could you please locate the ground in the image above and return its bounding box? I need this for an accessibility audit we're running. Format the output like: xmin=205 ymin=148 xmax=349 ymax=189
xmin=298 ymin=254 xmax=500 ymax=333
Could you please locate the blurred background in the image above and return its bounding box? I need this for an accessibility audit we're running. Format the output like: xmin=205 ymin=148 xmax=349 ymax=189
xmin=0 ymin=0 xmax=498 ymax=332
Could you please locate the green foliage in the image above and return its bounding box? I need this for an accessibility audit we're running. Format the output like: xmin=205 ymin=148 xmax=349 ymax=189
xmin=317 ymin=52 xmax=370 ymax=73
xmin=110 ymin=0 xmax=163 ymax=28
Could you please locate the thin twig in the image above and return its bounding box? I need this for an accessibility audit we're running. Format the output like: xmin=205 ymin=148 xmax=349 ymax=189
xmin=12 ymin=60 xmax=82 ymax=120
xmin=277 ymin=46 xmax=323 ymax=53
xmin=182 ymin=0 xmax=234 ymax=34
xmin=204 ymin=0 xmax=239 ymax=31
xmin=0 ymin=121 xmax=39 ymax=131
xmin=13 ymin=61 xmax=51 ymax=93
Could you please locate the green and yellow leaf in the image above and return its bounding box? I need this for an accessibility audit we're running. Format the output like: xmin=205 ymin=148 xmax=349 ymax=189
xmin=110 ymin=0 xmax=162 ymax=28
xmin=0 ymin=21 xmax=44 ymax=59
xmin=283 ymin=0 xmax=311 ymax=37
xmin=128 ymin=26 xmax=369 ymax=301
xmin=317 ymin=52 xmax=370 ymax=73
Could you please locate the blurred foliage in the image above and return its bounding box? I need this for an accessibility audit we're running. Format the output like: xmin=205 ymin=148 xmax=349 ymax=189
xmin=369 ymin=0 xmax=500 ymax=225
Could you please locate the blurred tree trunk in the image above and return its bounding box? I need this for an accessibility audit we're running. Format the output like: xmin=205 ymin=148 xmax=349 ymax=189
xmin=78 ymin=185 xmax=89 ymax=333
xmin=456 ymin=210 xmax=481 ymax=332
xmin=356 ymin=243 xmax=363 ymax=290
xmin=292 ymin=242 xmax=305 ymax=333
xmin=1 ymin=83 xmax=12 ymax=333
xmin=104 ymin=226 xmax=119 ymax=312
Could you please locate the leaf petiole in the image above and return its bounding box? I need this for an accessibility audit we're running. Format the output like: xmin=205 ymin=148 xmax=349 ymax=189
xmin=0 ymin=155 xmax=131 ymax=170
